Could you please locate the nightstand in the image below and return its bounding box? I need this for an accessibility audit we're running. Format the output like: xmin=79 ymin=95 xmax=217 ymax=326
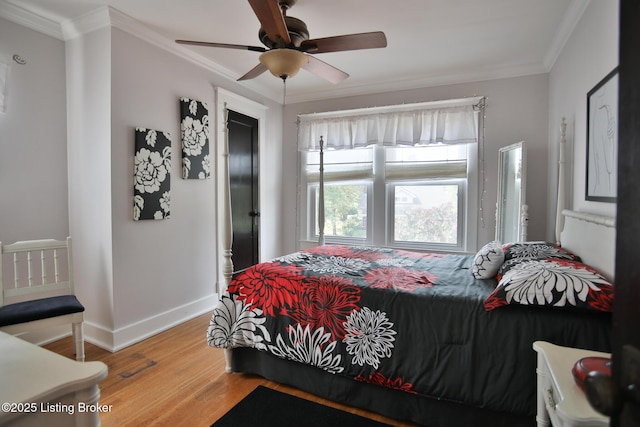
xmin=533 ymin=341 xmax=610 ymax=427
xmin=0 ymin=331 xmax=108 ymax=427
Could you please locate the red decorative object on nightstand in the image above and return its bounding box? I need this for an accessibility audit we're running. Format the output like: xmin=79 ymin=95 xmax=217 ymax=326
xmin=571 ymin=357 xmax=612 ymax=391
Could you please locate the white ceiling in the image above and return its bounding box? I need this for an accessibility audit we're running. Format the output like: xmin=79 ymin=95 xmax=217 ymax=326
xmin=1 ymin=0 xmax=588 ymax=103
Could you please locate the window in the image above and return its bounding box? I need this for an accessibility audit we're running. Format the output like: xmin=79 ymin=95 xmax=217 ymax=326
xmin=391 ymin=183 xmax=462 ymax=245
xmin=386 ymin=144 xmax=469 ymax=251
xmin=298 ymin=98 xmax=482 ymax=252
xmin=304 ymin=148 xmax=373 ymax=244
xmin=311 ymin=183 xmax=368 ymax=239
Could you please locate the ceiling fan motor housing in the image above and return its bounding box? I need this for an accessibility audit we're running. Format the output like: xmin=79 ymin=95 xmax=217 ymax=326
xmin=259 ymin=16 xmax=309 ymax=48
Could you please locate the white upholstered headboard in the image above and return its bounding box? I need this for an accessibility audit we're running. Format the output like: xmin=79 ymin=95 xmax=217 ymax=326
xmin=559 ymin=209 xmax=616 ymax=282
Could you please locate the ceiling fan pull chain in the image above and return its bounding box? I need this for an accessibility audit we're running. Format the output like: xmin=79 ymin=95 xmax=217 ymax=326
xmin=282 ymin=77 xmax=287 ymax=105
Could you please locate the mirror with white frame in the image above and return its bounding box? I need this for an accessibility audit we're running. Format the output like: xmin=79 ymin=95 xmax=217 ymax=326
xmin=496 ymin=141 xmax=527 ymax=243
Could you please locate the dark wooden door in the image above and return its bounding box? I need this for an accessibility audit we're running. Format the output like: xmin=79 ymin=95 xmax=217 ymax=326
xmin=613 ymin=1 xmax=640 ymax=425
xmin=227 ymin=110 xmax=259 ymax=272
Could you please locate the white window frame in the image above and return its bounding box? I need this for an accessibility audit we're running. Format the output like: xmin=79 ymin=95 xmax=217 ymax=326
xmin=387 ymin=179 xmax=466 ymax=252
xmin=307 ymin=180 xmax=373 ymax=246
xmin=300 ymin=143 xmax=478 ymax=253
xmin=297 ymin=98 xmax=482 ymax=253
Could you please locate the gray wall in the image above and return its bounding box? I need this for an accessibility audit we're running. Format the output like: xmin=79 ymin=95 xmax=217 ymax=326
xmin=1 ymin=11 xmax=283 ymax=350
xmin=0 ymin=17 xmax=68 ymax=243
xmin=64 ymin=19 xmax=283 ymax=349
xmin=547 ymin=0 xmax=618 ymax=237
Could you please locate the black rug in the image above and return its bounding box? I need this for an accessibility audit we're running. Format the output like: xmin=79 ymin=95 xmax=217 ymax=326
xmin=211 ymin=385 xmax=393 ymax=427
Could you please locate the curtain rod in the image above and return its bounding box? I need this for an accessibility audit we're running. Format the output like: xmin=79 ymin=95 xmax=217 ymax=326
xmin=298 ymin=96 xmax=485 ymax=121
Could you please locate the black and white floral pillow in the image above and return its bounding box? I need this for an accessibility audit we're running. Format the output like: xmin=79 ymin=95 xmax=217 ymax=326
xmin=502 ymin=242 xmax=581 ymax=262
xmin=498 ymin=241 xmax=582 ymax=279
xmin=472 ymin=241 xmax=504 ymax=279
xmin=484 ymin=258 xmax=614 ymax=312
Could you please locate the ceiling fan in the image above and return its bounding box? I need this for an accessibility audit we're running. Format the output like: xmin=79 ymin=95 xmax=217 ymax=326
xmin=176 ymin=0 xmax=387 ymax=83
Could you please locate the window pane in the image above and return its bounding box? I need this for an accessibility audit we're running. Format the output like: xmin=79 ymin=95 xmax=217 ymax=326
xmin=307 ymin=147 xmax=373 ymax=166
xmin=393 ymin=185 xmax=458 ymax=244
xmin=315 ymin=184 xmax=367 ymax=238
xmin=386 ymin=145 xmax=467 ymax=162
xmin=306 ymin=148 xmax=374 ymax=182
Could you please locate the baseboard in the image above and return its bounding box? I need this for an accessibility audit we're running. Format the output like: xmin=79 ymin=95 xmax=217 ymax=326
xmin=16 ymin=326 xmax=71 ymax=347
xmin=84 ymin=293 xmax=217 ymax=352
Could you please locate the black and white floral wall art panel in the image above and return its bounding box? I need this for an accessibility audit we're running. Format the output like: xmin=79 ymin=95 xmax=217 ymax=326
xmin=180 ymin=97 xmax=211 ymax=179
xmin=134 ymin=128 xmax=171 ymax=221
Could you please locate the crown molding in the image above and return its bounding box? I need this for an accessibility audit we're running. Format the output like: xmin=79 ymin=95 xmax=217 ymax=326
xmin=0 ymin=0 xmax=63 ymax=39
xmin=106 ymin=8 xmax=237 ymax=81
xmin=0 ymin=2 xmax=281 ymax=102
xmin=60 ymin=6 xmax=110 ymax=41
xmin=543 ymin=0 xmax=591 ymax=71
xmin=286 ymin=1 xmax=591 ymax=104
xmin=285 ymin=61 xmax=549 ymax=104
xmin=0 ymin=0 xmax=586 ymax=105
xmin=104 ymin=7 xmax=282 ymax=102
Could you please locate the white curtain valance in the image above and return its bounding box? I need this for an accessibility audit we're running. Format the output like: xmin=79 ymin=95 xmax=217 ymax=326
xmin=298 ymin=97 xmax=482 ymax=151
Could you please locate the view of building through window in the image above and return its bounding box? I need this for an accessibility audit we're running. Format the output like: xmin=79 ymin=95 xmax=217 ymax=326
xmin=393 ymin=184 xmax=458 ymax=244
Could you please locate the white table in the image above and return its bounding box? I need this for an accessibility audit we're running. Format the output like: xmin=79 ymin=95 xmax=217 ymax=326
xmin=0 ymin=332 xmax=108 ymax=427
xmin=533 ymin=341 xmax=610 ymax=427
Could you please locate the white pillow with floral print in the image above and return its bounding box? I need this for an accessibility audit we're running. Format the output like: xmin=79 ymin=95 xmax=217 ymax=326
xmin=472 ymin=240 xmax=505 ymax=279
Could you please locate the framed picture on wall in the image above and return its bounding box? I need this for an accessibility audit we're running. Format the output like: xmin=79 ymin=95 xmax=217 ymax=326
xmin=134 ymin=128 xmax=171 ymax=220
xmin=180 ymin=97 xmax=211 ymax=180
xmin=586 ymin=67 xmax=618 ymax=203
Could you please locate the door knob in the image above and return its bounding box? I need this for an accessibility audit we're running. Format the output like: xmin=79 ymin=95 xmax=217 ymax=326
xmin=584 ymin=344 xmax=640 ymax=416
xmin=585 ymin=371 xmax=624 ymax=416
xmin=249 ymin=211 xmax=260 ymax=217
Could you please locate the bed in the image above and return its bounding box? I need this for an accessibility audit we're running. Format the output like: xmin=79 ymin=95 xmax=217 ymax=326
xmin=207 ymin=112 xmax=615 ymax=426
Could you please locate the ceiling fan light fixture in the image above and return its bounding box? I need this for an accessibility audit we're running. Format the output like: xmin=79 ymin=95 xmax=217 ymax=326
xmin=259 ymin=49 xmax=308 ymax=80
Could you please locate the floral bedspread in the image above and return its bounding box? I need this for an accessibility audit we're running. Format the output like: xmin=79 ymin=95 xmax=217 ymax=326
xmin=207 ymin=246 xmax=485 ymax=394
xmin=206 ymin=245 xmax=611 ymax=415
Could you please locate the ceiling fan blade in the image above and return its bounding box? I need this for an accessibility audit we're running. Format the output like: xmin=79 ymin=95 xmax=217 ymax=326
xmin=248 ymin=0 xmax=291 ymax=45
xmin=303 ymin=55 xmax=349 ymax=84
xmin=176 ymin=40 xmax=267 ymax=52
xmin=301 ymin=31 xmax=387 ymax=54
xmin=237 ymin=63 xmax=269 ymax=81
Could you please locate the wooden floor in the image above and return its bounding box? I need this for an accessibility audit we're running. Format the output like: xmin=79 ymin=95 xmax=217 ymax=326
xmin=44 ymin=313 xmax=419 ymax=426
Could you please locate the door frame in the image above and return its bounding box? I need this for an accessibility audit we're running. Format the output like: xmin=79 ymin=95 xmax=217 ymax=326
xmin=614 ymin=1 xmax=640 ymax=424
xmin=214 ymin=88 xmax=267 ymax=292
